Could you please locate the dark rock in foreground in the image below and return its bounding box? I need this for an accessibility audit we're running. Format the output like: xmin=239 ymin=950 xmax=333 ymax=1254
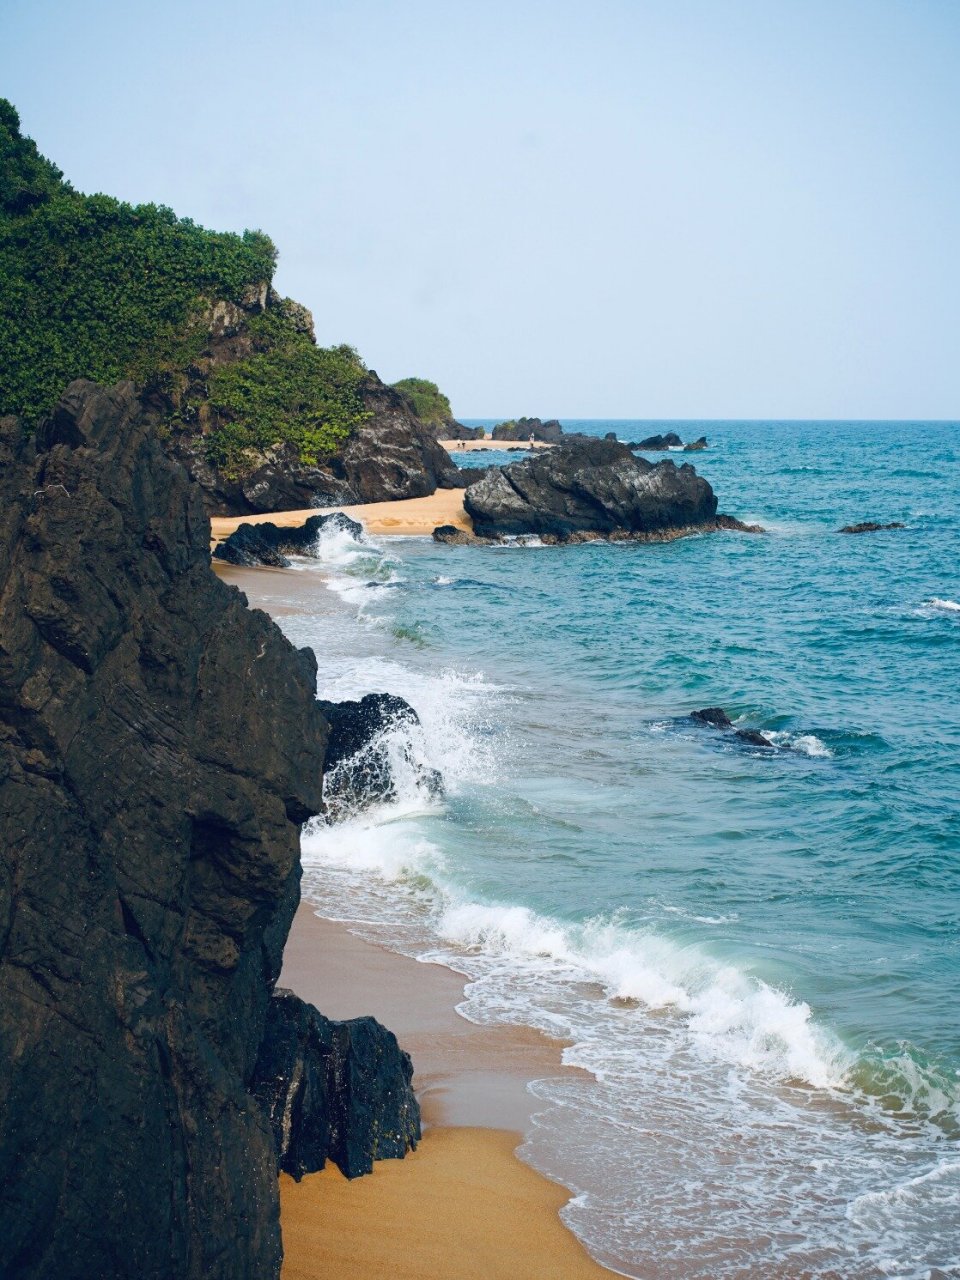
xmin=433 ymin=523 xmax=491 ymax=545
xmin=0 ymin=381 xmax=418 ymax=1280
xmin=318 ymin=692 xmax=443 ymax=820
xmin=464 ymin=437 xmax=722 ymax=539
xmin=213 ymin=511 xmax=362 ymax=568
xmin=691 ymin=707 xmax=775 ymax=749
xmin=252 ymin=990 xmax=419 ymax=1181
xmin=839 ymin=521 xmax=906 ymax=534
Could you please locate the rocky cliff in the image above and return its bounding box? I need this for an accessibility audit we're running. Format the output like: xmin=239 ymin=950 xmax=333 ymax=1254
xmin=0 ymin=380 xmax=419 ymax=1280
xmin=149 ymin=293 xmax=461 ymax=516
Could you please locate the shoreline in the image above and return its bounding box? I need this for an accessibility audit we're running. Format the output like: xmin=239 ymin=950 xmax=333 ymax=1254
xmin=279 ymin=907 xmax=616 ymax=1278
xmin=440 ymin=438 xmax=552 ymax=452
xmin=210 ymin=487 xmax=472 ymax=542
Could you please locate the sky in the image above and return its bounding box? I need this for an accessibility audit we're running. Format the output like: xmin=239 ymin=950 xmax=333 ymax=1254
xmin=2 ymin=0 xmax=958 ymax=418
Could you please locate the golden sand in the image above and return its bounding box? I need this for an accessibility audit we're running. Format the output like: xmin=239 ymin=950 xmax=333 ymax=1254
xmin=280 ymin=1126 xmax=610 ymax=1280
xmin=210 ymin=487 xmax=471 ymax=542
xmin=278 ymin=910 xmax=614 ymax=1278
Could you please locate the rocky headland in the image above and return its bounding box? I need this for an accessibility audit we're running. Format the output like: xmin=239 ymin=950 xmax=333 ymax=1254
xmin=0 ymin=380 xmax=419 ymax=1279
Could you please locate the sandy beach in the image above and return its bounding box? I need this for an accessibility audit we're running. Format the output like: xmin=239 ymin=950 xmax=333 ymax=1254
xmin=277 ymin=908 xmax=613 ymax=1279
xmin=441 ymin=438 xmax=553 ymax=452
xmin=210 ymin=487 xmax=473 ymax=542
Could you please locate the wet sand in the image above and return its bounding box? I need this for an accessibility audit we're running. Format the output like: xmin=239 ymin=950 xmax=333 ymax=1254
xmin=278 ymin=909 xmax=612 ymax=1279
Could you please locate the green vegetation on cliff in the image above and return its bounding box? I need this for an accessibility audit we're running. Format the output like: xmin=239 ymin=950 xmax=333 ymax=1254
xmin=0 ymin=99 xmax=369 ymax=474
xmin=392 ymin=377 xmax=453 ymax=426
xmin=200 ymin=312 xmax=369 ymax=475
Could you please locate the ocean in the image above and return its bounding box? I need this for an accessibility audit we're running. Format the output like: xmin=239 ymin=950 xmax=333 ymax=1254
xmin=271 ymin=421 xmax=958 ymax=1278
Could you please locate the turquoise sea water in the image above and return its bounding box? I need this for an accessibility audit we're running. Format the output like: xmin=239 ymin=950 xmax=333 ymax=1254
xmin=274 ymin=421 xmax=959 ymax=1278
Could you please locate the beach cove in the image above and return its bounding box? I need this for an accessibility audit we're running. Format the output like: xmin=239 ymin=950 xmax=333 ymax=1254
xmin=221 ymin=418 xmax=960 ymax=1279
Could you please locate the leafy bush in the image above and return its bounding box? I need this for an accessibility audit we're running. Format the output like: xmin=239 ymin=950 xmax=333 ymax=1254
xmin=201 ymin=312 xmax=370 ymax=476
xmin=392 ymin=376 xmax=453 ymax=425
xmin=0 ymin=100 xmax=278 ymax=426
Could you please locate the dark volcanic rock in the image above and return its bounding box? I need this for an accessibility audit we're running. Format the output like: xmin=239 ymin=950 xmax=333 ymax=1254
xmin=839 ymin=521 xmax=906 ymax=534
xmin=213 ymin=512 xmax=363 ymax=568
xmin=684 ymin=436 xmax=708 ymax=451
xmin=433 ymin=524 xmax=483 ymax=544
xmin=251 ymin=990 xmax=419 ymax=1181
xmin=318 ymin=692 xmax=443 ymax=820
xmin=463 ymin=437 xmax=718 ymax=539
xmin=691 ymin=707 xmax=775 ymax=749
xmin=491 ymin=416 xmax=564 ymax=443
xmin=0 ymin=381 xmax=417 ymax=1280
xmin=632 ymin=431 xmax=683 ymax=450
xmin=434 ymin=418 xmax=484 ymax=440
xmin=337 ymin=378 xmax=463 ymax=502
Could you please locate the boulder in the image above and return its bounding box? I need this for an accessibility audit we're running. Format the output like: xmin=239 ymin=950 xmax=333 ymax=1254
xmin=839 ymin=521 xmax=906 ymax=534
xmin=213 ymin=512 xmax=363 ymax=568
xmin=318 ymin=692 xmax=443 ymax=820
xmin=251 ymin=990 xmax=419 ymax=1181
xmin=463 ymin=437 xmax=718 ymax=539
xmin=683 ymin=436 xmax=708 ymax=451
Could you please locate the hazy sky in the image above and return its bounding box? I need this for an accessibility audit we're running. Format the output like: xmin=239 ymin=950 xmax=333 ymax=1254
xmin=2 ymin=0 xmax=958 ymax=418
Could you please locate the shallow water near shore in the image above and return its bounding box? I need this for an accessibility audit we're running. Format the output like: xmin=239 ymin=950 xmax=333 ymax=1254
xmin=257 ymin=420 xmax=958 ymax=1278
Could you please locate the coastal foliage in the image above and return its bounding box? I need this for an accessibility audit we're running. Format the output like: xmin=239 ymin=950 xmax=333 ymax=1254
xmin=201 ymin=312 xmax=370 ymax=475
xmin=0 ymin=100 xmax=276 ymax=424
xmin=0 ymin=100 xmax=370 ymax=475
xmin=392 ymin=376 xmax=453 ymax=425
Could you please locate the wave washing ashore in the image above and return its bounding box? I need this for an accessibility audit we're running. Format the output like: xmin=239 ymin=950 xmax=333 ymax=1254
xmin=243 ymin=420 xmax=957 ymax=1279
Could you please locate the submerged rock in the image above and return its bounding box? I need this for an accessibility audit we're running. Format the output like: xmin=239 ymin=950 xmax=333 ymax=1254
xmin=463 ymin=437 xmax=719 ymax=539
xmin=691 ymin=707 xmax=775 ymax=749
xmin=213 ymin=511 xmax=363 ymax=567
xmin=251 ymin=990 xmax=419 ymax=1181
xmin=839 ymin=521 xmax=906 ymax=534
xmin=318 ymin=692 xmax=443 ymax=820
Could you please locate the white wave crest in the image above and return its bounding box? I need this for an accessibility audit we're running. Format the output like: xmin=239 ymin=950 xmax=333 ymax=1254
xmin=765 ymin=730 xmax=834 ymax=758
xmin=926 ymin=597 xmax=960 ymax=614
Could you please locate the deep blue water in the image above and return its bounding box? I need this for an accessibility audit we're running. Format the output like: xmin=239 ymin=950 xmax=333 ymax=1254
xmin=275 ymin=420 xmax=960 ymax=1277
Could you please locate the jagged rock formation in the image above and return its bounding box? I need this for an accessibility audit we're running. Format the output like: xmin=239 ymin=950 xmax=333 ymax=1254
xmin=0 ymin=380 xmax=419 ymax=1280
xmin=491 ymin=416 xmax=565 ymax=443
xmin=252 ymin=990 xmax=419 ymax=1180
xmin=213 ymin=512 xmax=362 ymax=568
xmin=318 ymin=692 xmax=443 ymax=821
xmin=464 ymin=437 xmax=729 ymax=540
xmin=683 ymin=436 xmax=708 ymax=451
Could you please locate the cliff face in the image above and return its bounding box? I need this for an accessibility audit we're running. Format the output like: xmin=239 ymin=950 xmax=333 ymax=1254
xmin=0 ymin=380 xmax=418 ymax=1279
xmin=150 ymin=293 xmax=460 ymax=517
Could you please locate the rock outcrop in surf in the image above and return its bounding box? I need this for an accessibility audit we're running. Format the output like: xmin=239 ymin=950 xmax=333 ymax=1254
xmin=0 ymin=380 xmax=419 ymax=1280
xmin=318 ymin=692 xmax=443 ymax=820
xmin=213 ymin=511 xmax=362 ymax=568
xmin=463 ymin=437 xmax=747 ymax=541
xmin=838 ymin=521 xmax=906 ymax=534
xmin=690 ymin=707 xmax=775 ymax=749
